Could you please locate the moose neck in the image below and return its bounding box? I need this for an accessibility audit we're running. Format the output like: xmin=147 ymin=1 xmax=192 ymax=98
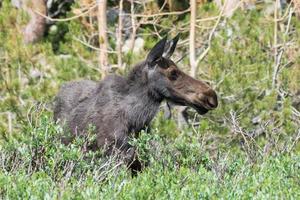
xmin=125 ymin=61 xmax=163 ymax=133
xmin=127 ymin=61 xmax=163 ymax=102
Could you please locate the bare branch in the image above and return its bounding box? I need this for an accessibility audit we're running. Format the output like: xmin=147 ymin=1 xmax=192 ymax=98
xmin=129 ymin=0 xmax=137 ymax=52
xmin=128 ymin=8 xmax=190 ymax=18
xmin=34 ymin=3 xmax=97 ymax=22
xmin=73 ymin=36 xmax=116 ymax=53
xmin=189 ymin=0 xmax=197 ymax=77
xmin=272 ymin=5 xmax=294 ymax=89
xmin=195 ymin=0 xmax=232 ymax=68
xmin=97 ymin=0 xmax=109 ymax=74
xmin=117 ymin=0 xmax=124 ymax=69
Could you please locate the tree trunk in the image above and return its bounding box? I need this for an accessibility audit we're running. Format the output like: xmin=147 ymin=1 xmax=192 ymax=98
xmin=177 ymin=0 xmax=197 ymax=128
xmin=189 ymin=0 xmax=197 ymax=77
xmin=22 ymin=0 xmax=47 ymax=44
xmin=129 ymin=0 xmax=137 ymax=52
xmin=97 ymin=0 xmax=109 ymax=74
xmin=117 ymin=0 xmax=124 ymax=69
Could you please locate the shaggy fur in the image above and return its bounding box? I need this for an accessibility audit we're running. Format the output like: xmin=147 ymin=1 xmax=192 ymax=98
xmin=54 ymin=36 xmax=218 ymax=171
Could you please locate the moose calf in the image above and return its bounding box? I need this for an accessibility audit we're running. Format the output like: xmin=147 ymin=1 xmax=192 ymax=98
xmin=54 ymin=36 xmax=218 ymax=172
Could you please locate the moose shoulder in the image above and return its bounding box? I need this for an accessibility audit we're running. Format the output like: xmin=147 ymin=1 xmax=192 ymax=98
xmin=54 ymin=36 xmax=218 ymax=171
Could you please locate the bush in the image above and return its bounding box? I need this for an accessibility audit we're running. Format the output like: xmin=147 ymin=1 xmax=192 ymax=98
xmin=1 ymin=0 xmax=300 ymax=198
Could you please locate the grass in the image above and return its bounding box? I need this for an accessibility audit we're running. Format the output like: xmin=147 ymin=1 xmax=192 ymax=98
xmin=0 ymin=115 xmax=300 ymax=199
xmin=0 ymin=0 xmax=300 ymax=199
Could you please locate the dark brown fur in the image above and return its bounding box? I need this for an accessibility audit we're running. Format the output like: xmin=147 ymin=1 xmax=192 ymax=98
xmin=54 ymin=36 xmax=218 ymax=172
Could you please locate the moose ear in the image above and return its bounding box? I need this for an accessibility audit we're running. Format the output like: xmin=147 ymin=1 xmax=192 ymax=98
xmin=146 ymin=36 xmax=167 ymax=66
xmin=163 ymin=34 xmax=179 ymax=58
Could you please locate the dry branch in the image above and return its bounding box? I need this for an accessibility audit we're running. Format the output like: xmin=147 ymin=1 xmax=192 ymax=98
xmin=34 ymin=3 xmax=97 ymax=22
xmin=131 ymin=8 xmax=191 ymax=18
xmin=189 ymin=0 xmax=197 ymax=77
xmin=272 ymin=3 xmax=294 ymax=89
xmin=272 ymin=0 xmax=279 ymax=89
xmin=97 ymin=0 xmax=109 ymax=74
xmin=129 ymin=0 xmax=137 ymax=52
xmin=117 ymin=0 xmax=124 ymax=69
xmin=73 ymin=36 xmax=116 ymax=53
xmin=191 ymin=0 xmax=232 ymax=75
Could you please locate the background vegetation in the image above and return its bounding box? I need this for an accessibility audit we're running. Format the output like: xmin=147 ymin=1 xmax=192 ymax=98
xmin=0 ymin=0 xmax=300 ymax=199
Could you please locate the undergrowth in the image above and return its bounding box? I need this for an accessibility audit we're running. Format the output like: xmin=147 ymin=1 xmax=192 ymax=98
xmin=0 ymin=0 xmax=300 ymax=199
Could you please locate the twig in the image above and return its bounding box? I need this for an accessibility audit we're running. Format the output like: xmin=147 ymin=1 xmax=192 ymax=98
xmin=7 ymin=112 xmax=12 ymax=135
xmin=272 ymin=0 xmax=279 ymax=89
xmin=34 ymin=3 xmax=97 ymax=22
xmin=195 ymin=0 xmax=235 ymax=66
xmin=292 ymin=107 xmax=300 ymax=118
xmin=76 ymin=54 xmax=101 ymax=72
xmin=285 ymin=7 xmax=294 ymax=35
xmin=265 ymin=2 xmax=293 ymax=22
xmin=229 ymin=111 xmax=250 ymax=150
xmin=288 ymin=129 xmax=300 ymax=152
xmin=272 ymin=49 xmax=284 ymax=89
xmin=129 ymin=8 xmax=190 ymax=18
xmin=73 ymin=36 xmax=116 ymax=53
xmin=272 ymin=5 xmax=293 ymax=89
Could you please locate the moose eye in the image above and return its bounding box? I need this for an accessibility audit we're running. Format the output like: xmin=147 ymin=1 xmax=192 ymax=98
xmin=169 ymin=70 xmax=178 ymax=81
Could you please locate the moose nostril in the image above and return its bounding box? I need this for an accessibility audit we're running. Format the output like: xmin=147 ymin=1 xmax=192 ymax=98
xmin=206 ymin=96 xmax=218 ymax=109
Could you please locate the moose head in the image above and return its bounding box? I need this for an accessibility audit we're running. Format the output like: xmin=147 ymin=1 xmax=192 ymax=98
xmin=143 ymin=35 xmax=218 ymax=114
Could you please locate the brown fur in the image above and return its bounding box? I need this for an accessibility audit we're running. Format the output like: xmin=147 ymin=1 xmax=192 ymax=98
xmin=54 ymin=36 xmax=218 ymax=172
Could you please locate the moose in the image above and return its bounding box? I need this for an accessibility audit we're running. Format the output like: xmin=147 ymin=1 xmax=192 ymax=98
xmin=54 ymin=35 xmax=218 ymax=172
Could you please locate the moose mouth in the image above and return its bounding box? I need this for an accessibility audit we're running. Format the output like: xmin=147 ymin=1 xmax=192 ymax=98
xmin=167 ymin=99 xmax=209 ymax=115
xmin=192 ymin=104 xmax=209 ymax=115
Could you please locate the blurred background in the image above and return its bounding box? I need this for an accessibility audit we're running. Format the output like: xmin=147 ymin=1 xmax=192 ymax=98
xmin=0 ymin=0 xmax=300 ymax=198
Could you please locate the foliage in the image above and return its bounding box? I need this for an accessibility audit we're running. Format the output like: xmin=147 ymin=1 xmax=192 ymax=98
xmin=0 ymin=116 xmax=300 ymax=199
xmin=0 ymin=0 xmax=300 ymax=199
